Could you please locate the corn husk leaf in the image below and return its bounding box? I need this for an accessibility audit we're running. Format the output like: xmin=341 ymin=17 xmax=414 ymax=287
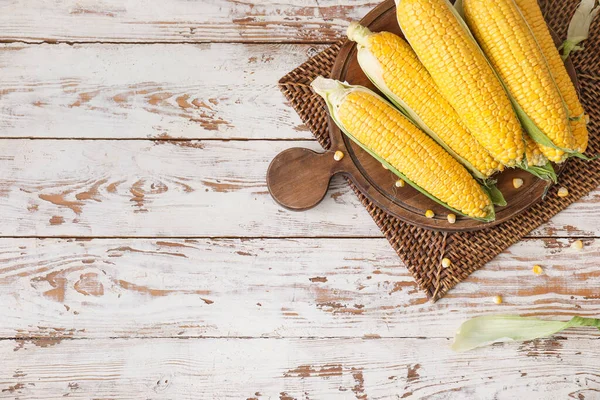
xmin=452 ymin=315 xmax=600 ymax=352
xmin=560 ymin=0 xmax=600 ymax=60
xmin=511 ymin=96 xmax=595 ymax=160
xmin=483 ymin=184 xmax=507 ymax=207
xmin=454 ymin=0 xmax=466 ymax=20
xmin=349 ymin=23 xmax=505 ymax=205
xmin=311 ymin=77 xmax=496 ymax=222
xmin=522 ymin=160 xmax=558 ymax=184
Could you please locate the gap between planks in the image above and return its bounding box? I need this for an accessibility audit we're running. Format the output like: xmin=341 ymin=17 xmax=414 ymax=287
xmin=0 ymin=137 xmax=315 ymax=141
xmin=0 ymin=235 xmax=596 ymax=239
xmin=0 ymin=336 xmax=434 ymax=340
xmin=0 ymin=39 xmax=340 ymax=45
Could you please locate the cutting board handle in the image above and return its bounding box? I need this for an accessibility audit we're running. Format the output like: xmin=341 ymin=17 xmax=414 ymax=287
xmin=267 ymin=147 xmax=355 ymax=211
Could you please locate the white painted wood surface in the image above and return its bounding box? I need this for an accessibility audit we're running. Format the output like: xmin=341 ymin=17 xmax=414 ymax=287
xmin=1 ymin=338 xmax=599 ymax=400
xmin=0 ymin=238 xmax=598 ymax=339
xmin=0 ymin=1 xmax=598 ymax=399
xmin=0 ymin=0 xmax=377 ymax=43
xmin=0 ymin=43 xmax=323 ymax=140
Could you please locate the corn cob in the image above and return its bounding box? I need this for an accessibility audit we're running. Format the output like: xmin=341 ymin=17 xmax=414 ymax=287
xmin=514 ymin=0 xmax=589 ymax=153
xmin=346 ymin=23 xmax=503 ymax=180
xmin=311 ymin=77 xmax=494 ymax=221
xmin=462 ymin=0 xmax=574 ymax=163
xmin=395 ymin=0 xmax=525 ymax=167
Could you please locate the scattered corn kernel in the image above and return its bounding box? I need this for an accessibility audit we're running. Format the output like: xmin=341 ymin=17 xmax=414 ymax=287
xmin=513 ymin=178 xmax=524 ymax=189
xmin=381 ymin=163 xmax=388 ymax=170
xmin=441 ymin=258 xmax=452 ymax=268
xmin=333 ymin=151 xmax=344 ymax=161
xmin=395 ymin=179 xmax=405 ymax=188
xmin=493 ymin=295 xmax=503 ymax=304
xmin=533 ymin=265 xmax=543 ymax=275
xmin=585 ymin=114 xmax=590 ymax=124
xmin=557 ymin=187 xmax=569 ymax=197
xmin=571 ymin=239 xmax=584 ymax=250
xmin=447 ymin=214 xmax=457 ymax=224
xmin=425 ymin=210 xmax=435 ymax=218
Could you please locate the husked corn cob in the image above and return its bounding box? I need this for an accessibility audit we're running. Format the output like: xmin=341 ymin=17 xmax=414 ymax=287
xmin=463 ymin=0 xmax=574 ymax=163
xmin=395 ymin=0 xmax=525 ymax=167
xmin=524 ymin=134 xmax=548 ymax=167
xmin=346 ymin=23 xmax=503 ymax=179
xmin=311 ymin=77 xmax=494 ymax=220
xmin=514 ymin=0 xmax=589 ymax=153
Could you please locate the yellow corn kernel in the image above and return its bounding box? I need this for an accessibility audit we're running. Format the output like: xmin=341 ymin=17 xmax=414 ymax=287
xmin=396 ymin=0 xmax=525 ymax=167
xmin=348 ymin=25 xmax=503 ymax=178
xmin=493 ymin=295 xmax=503 ymax=304
xmin=513 ymin=178 xmax=524 ymax=189
xmin=334 ymin=150 xmax=344 ymax=161
xmin=447 ymin=214 xmax=457 ymax=224
xmin=514 ymin=0 xmax=589 ymax=153
xmin=533 ymin=265 xmax=543 ymax=275
xmin=382 ymin=163 xmax=388 ymax=170
xmin=571 ymin=240 xmax=584 ymax=250
xmin=425 ymin=210 xmax=435 ymax=219
xmin=463 ymin=0 xmax=574 ymax=163
xmin=395 ymin=179 xmax=405 ymax=188
xmin=441 ymin=258 xmax=452 ymax=268
xmin=557 ymin=187 xmax=569 ymax=197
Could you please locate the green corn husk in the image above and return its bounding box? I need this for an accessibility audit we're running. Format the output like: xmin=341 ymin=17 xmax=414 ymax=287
xmin=346 ymin=22 xmax=506 ymax=205
xmin=522 ymin=160 xmax=558 ymax=184
xmin=311 ymin=76 xmax=496 ymax=222
xmin=560 ymin=0 xmax=600 ymax=60
xmin=452 ymin=315 xmax=600 ymax=352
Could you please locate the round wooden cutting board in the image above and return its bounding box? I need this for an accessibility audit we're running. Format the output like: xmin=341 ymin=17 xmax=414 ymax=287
xmin=267 ymin=0 xmax=577 ymax=232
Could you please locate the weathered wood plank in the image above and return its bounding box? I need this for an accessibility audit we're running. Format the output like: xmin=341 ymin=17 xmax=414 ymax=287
xmin=0 ymin=43 xmax=322 ymax=140
xmin=0 ymin=140 xmax=598 ymax=237
xmin=1 ymin=337 xmax=599 ymax=399
xmin=0 ymin=0 xmax=377 ymax=44
xmin=0 ymin=237 xmax=597 ymax=339
xmin=0 ymin=140 xmax=382 ymax=237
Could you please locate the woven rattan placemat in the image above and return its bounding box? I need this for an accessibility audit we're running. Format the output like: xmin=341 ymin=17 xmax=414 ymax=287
xmin=278 ymin=0 xmax=599 ymax=301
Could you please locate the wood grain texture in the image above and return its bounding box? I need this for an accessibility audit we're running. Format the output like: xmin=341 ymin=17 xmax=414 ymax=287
xmin=0 ymin=43 xmax=323 ymax=140
xmin=0 ymin=139 xmax=598 ymax=237
xmin=0 ymin=1 xmax=597 ymax=398
xmin=0 ymin=0 xmax=377 ymax=44
xmin=0 ymin=139 xmax=381 ymax=237
xmin=0 ymin=237 xmax=597 ymax=339
xmin=1 ymin=337 xmax=599 ymax=399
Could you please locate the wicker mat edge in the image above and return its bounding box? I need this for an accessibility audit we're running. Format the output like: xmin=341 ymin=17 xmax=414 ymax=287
xmin=278 ymin=2 xmax=600 ymax=301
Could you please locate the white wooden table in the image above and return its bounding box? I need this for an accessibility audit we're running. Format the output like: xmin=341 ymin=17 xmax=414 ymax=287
xmin=0 ymin=1 xmax=598 ymax=399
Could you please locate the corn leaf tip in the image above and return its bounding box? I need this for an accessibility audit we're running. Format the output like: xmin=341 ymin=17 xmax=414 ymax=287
xmin=451 ymin=315 xmax=600 ymax=352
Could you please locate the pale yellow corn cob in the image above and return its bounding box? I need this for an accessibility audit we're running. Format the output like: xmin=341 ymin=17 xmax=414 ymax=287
xmin=311 ymin=77 xmax=493 ymax=219
xmin=395 ymin=0 xmax=525 ymax=167
xmin=514 ymin=0 xmax=589 ymax=153
xmin=347 ymin=24 xmax=503 ymax=178
xmin=524 ymin=133 xmax=548 ymax=167
xmin=463 ymin=0 xmax=574 ymax=163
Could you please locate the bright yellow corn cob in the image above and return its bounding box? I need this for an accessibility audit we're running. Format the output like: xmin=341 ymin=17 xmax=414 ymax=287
xmin=463 ymin=0 xmax=574 ymax=163
xmin=395 ymin=0 xmax=525 ymax=167
xmin=311 ymin=77 xmax=493 ymax=220
xmin=346 ymin=23 xmax=503 ymax=179
xmin=524 ymin=134 xmax=548 ymax=167
xmin=514 ymin=0 xmax=589 ymax=153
